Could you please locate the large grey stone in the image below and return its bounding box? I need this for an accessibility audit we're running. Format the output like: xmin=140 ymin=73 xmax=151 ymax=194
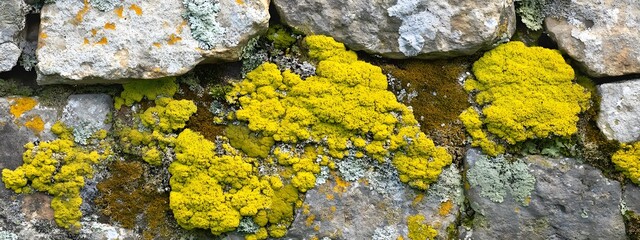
xmin=288 ymin=164 xmax=462 ymax=239
xmin=464 ymin=149 xmax=626 ymax=239
xmin=36 ymin=0 xmax=269 ymax=84
xmin=545 ymin=0 xmax=640 ymax=77
xmin=0 ymin=0 xmax=28 ymax=72
xmin=61 ymin=94 xmax=113 ymax=145
xmin=596 ymin=79 xmax=640 ymax=143
xmin=273 ymin=0 xmax=515 ymax=59
xmin=624 ymin=183 xmax=640 ymax=214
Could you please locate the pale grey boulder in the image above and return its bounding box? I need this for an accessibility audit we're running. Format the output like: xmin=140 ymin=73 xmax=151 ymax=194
xmin=0 ymin=0 xmax=28 ymax=72
xmin=36 ymin=0 xmax=269 ymax=84
xmin=464 ymin=149 xmax=626 ymax=239
xmin=273 ymin=0 xmax=516 ymax=59
xmin=596 ymin=79 xmax=640 ymax=143
xmin=545 ymin=0 xmax=640 ymax=77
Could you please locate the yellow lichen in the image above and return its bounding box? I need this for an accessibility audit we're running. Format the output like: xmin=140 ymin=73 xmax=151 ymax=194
xmin=168 ymin=34 xmax=182 ymax=45
xmin=24 ymin=116 xmax=45 ymax=134
xmin=114 ymin=77 xmax=178 ymax=110
xmin=96 ymin=37 xmax=108 ymax=45
xmin=461 ymin=41 xmax=590 ymax=155
xmin=114 ymin=6 xmax=124 ymax=18
xmin=407 ymin=214 xmax=438 ymax=240
xmin=9 ymin=97 xmax=38 ymax=118
xmin=104 ymin=22 xmax=116 ymax=30
xmin=612 ymin=142 xmax=640 ymax=184
xmin=129 ymin=4 xmax=143 ymax=16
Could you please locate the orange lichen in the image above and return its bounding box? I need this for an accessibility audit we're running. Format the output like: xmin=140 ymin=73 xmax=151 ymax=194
xmin=236 ymin=0 xmax=244 ymax=4
xmin=90 ymin=29 xmax=98 ymax=36
xmin=438 ymin=200 xmax=453 ymax=216
xmin=305 ymin=214 xmax=316 ymax=227
xmin=332 ymin=175 xmax=350 ymax=194
xmin=96 ymin=37 xmax=108 ymax=45
xmin=39 ymin=32 xmax=48 ymax=39
xmin=330 ymin=206 xmax=336 ymax=212
xmin=325 ymin=194 xmax=334 ymax=201
xmin=167 ymin=34 xmax=181 ymax=45
xmin=83 ymin=38 xmax=90 ymax=44
xmin=25 ymin=116 xmax=45 ymax=134
xmin=153 ymin=42 xmax=162 ymax=48
xmin=412 ymin=193 xmax=424 ymax=206
xmin=104 ymin=22 xmax=116 ymax=30
xmin=129 ymin=4 xmax=143 ymax=16
xmin=114 ymin=6 xmax=124 ymax=18
xmin=9 ymin=97 xmax=38 ymax=118
xmin=75 ymin=0 xmax=90 ymax=23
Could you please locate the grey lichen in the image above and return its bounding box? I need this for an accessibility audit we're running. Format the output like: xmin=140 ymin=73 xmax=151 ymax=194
xmin=365 ymin=160 xmax=404 ymax=195
xmin=427 ymin=164 xmax=464 ymax=205
xmin=240 ymin=37 xmax=269 ymax=77
xmin=516 ymin=0 xmax=546 ymax=31
xmin=182 ymin=0 xmax=226 ymax=50
xmin=0 ymin=231 xmax=18 ymax=240
xmin=237 ymin=217 xmax=260 ymax=234
xmin=372 ymin=225 xmax=399 ymax=240
xmin=336 ymin=152 xmax=368 ymax=181
xmin=467 ymin=155 xmax=536 ymax=206
xmin=89 ymin=0 xmax=122 ymax=11
xmin=315 ymin=166 xmax=330 ymax=186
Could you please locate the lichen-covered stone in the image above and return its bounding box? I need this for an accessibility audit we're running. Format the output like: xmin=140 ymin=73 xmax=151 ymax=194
xmin=273 ymin=0 xmax=515 ymax=59
xmin=544 ymin=0 xmax=640 ymax=77
xmin=61 ymin=94 xmax=113 ymax=145
xmin=464 ymin=149 xmax=626 ymax=239
xmin=596 ymin=79 xmax=640 ymax=143
xmin=36 ymin=0 xmax=269 ymax=84
xmin=0 ymin=0 xmax=28 ymax=72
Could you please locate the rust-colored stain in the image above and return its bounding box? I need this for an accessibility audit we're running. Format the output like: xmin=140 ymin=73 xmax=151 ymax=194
xmin=167 ymin=34 xmax=182 ymax=45
xmin=91 ymin=28 xmax=98 ymax=36
xmin=104 ymin=22 xmax=116 ymax=30
xmin=153 ymin=42 xmax=162 ymax=48
xmin=75 ymin=0 xmax=90 ymax=23
xmin=129 ymin=4 xmax=143 ymax=16
xmin=83 ymin=38 xmax=90 ymax=44
xmin=114 ymin=6 xmax=124 ymax=18
xmin=96 ymin=37 xmax=108 ymax=45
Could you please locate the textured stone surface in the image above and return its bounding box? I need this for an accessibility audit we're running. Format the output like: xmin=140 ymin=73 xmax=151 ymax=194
xmin=288 ymin=165 xmax=462 ymax=239
xmin=36 ymin=0 xmax=269 ymax=84
xmin=545 ymin=0 xmax=640 ymax=77
xmin=61 ymin=94 xmax=113 ymax=144
xmin=0 ymin=0 xmax=27 ymax=72
xmin=624 ymin=183 xmax=640 ymax=214
xmin=464 ymin=149 xmax=626 ymax=239
xmin=596 ymin=79 xmax=640 ymax=143
xmin=273 ymin=0 xmax=515 ymax=59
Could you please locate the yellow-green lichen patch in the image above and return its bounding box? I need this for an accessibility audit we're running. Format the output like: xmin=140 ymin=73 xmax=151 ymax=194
xmin=1 ymin=121 xmax=109 ymax=230
xmin=407 ymin=214 xmax=437 ymax=240
xmin=226 ymin=125 xmax=275 ymax=158
xmin=114 ymin=77 xmax=178 ymax=110
xmin=461 ymin=41 xmax=590 ymax=156
xmin=266 ymin=24 xmax=297 ymax=49
xmin=381 ymin=59 xmax=470 ymax=162
xmin=612 ymin=142 xmax=640 ymax=184
xmin=226 ymin=35 xmax=452 ymax=190
xmin=96 ymin=160 xmax=174 ymax=239
xmin=140 ymin=97 xmax=196 ymax=133
xmin=169 ymin=129 xmax=280 ymax=236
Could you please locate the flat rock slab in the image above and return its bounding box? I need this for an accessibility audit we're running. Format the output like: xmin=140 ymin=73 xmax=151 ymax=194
xmin=37 ymin=0 xmax=269 ymax=84
xmin=597 ymin=79 xmax=640 ymax=143
xmin=464 ymin=149 xmax=626 ymax=239
xmin=545 ymin=0 xmax=640 ymax=77
xmin=288 ymin=165 xmax=462 ymax=239
xmin=0 ymin=0 xmax=27 ymax=72
xmin=273 ymin=0 xmax=515 ymax=59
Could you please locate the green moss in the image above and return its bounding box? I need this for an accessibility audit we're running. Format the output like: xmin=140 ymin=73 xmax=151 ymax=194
xmin=1 ymin=121 xmax=109 ymax=230
xmin=226 ymin=125 xmax=275 ymax=158
xmin=0 ymin=79 xmax=34 ymax=97
xmin=114 ymin=77 xmax=178 ymax=110
xmin=407 ymin=214 xmax=437 ymax=240
xmin=267 ymin=24 xmax=297 ymax=49
xmin=624 ymin=211 xmax=640 ymax=239
xmin=462 ymin=41 xmax=590 ymax=156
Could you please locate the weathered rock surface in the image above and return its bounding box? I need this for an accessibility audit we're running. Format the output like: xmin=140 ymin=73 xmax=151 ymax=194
xmin=288 ymin=164 xmax=463 ymax=239
xmin=273 ymin=0 xmax=515 ymax=59
xmin=464 ymin=149 xmax=626 ymax=239
xmin=0 ymin=0 xmax=28 ymax=72
xmin=544 ymin=0 xmax=640 ymax=77
xmin=624 ymin=183 xmax=640 ymax=214
xmin=37 ymin=0 xmax=269 ymax=84
xmin=596 ymin=79 xmax=640 ymax=143
xmin=61 ymin=94 xmax=113 ymax=145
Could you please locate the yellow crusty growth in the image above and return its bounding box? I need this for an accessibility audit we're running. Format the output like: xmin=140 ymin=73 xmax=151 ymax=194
xmin=612 ymin=142 xmax=640 ymax=184
xmin=407 ymin=214 xmax=438 ymax=240
xmin=114 ymin=77 xmax=178 ymax=110
xmin=9 ymin=97 xmax=38 ymax=118
xmin=462 ymin=41 xmax=590 ymax=154
xmin=226 ymin=35 xmax=452 ymax=190
xmin=140 ymin=97 xmax=197 ymax=133
xmin=1 ymin=121 xmax=107 ymax=230
xmin=169 ymin=129 xmax=278 ymax=235
xmin=459 ymin=107 xmax=505 ymax=156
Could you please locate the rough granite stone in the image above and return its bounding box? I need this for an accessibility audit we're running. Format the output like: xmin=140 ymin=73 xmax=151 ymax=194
xmin=464 ymin=149 xmax=626 ymax=240
xmin=288 ymin=165 xmax=462 ymax=239
xmin=0 ymin=0 xmax=28 ymax=72
xmin=36 ymin=0 xmax=269 ymax=84
xmin=273 ymin=0 xmax=515 ymax=59
xmin=544 ymin=0 xmax=640 ymax=77
xmin=596 ymin=79 xmax=640 ymax=143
